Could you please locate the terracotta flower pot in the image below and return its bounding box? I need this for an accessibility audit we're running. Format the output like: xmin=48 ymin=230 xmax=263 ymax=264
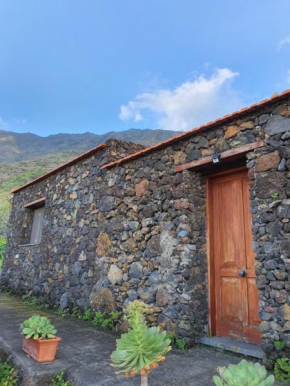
xmin=22 ymin=335 xmax=62 ymax=363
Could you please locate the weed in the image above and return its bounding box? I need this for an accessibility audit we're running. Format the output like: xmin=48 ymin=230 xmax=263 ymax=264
xmin=56 ymin=308 xmax=68 ymax=318
xmin=92 ymin=311 xmax=122 ymax=329
xmin=271 ymin=192 xmax=279 ymax=199
xmin=82 ymin=309 xmax=93 ymax=322
xmin=166 ymin=333 xmax=188 ymax=351
xmin=175 ymin=338 xmax=188 ymax=351
xmin=0 ymin=360 xmax=18 ymax=386
xmin=275 ymin=357 xmax=290 ymax=382
xmin=51 ymin=370 xmax=74 ymax=386
xmin=274 ymin=340 xmax=285 ymax=350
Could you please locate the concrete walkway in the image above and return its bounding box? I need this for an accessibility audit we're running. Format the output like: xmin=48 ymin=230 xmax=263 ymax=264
xmin=0 ymin=293 xmax=281 ymax=386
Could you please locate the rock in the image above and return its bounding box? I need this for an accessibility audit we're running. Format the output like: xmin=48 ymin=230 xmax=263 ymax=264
xmin=99 ymin=196 xmax=115 ymax=212
xmin=135 ymin=179 xmax=149 ymax=197
xmin=108 ymin=264 xmax=123 ymax=285
xmin=260 ymin=321 xmax=270 ymax=333
xmin=279 ymin=304 xmax=290 ymax=321
xmin=278 ymin=158 xmax=287 ymax=172
xmin=145 ymin=235 xmax=161 ymax=257
xmin=278 ymin=147 xmax=290 ymax=159
xmin=196 ymin=137 xmax=209 ymax=149
xmin=181 ymin=293 xmax=191 ymax=301
xmin=89 ymin=287 xmax=116 ymax=313
xmin=265 ymin=115 xmax=290 ymax=135
xmin=274 ymin=270 xmax=288 ymax=281
xmin=259 ymin=114 xmax=270 ymax=125
xmin=60 ymin=292 xmax=69 ymax=309
xmin=224 ymin=125 xmax=239 ymax=139
xmin=255 ymin=152 xmax=280 ymax=172
xmin=137 ymin=286 xmax=156 ymax=303
xmin=240 ymin=121 xmax=254 ymax=130
xmin=148 ymin=271 xmax=161 ymax=286
xmin=128 ymin=221 xmax=140 ymax=231
xmin=282 ymin=321 xmax=290 ymax=331
xmin=129 ymin=262 xmax=143 ymax=279
xmin=173 ymin=151 xmax=186 ymax=165
xmin=187 ymin=150 xmax=201 ymax=161
xmin=255 ymin=172 xmax=286 ymax=198
xmin=73 ymin=261 xmax=82 ymax=275
xmin=156 ymin=288 xmax=171 ymax=307
xmin=78 ymin=251 xmax=87 ymax=261
xmin=96 ymin=233 xmax=112 ymax=256
xmin=278 ymin=201 xmax=290 ymax=218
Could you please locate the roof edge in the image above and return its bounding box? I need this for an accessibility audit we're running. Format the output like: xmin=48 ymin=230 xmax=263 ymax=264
xmin=101 ymin=89 xmax=290 ymax=170
xmin=11 ymin=143 xmax=107 ymax=194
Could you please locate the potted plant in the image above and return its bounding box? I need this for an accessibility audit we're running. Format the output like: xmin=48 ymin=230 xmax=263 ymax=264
xmin=111 ymin=300 xmax=171 ymax=386
xmin=20 ymin=315 xmax=61 ymax=363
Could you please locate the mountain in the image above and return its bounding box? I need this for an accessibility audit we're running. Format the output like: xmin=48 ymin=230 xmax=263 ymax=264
xmin=0 ymin=128 xmax=180 ymax=164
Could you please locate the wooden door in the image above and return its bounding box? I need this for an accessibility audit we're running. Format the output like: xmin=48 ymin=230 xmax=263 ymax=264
xmin=208 ymin=169 xmax=261 ymax=344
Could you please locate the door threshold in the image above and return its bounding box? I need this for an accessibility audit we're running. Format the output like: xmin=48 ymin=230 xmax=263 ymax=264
xmin=200 ymin=336 xmax=264 ymax=359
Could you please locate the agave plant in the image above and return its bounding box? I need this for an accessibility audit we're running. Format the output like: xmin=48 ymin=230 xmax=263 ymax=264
xmin=111 ymin=300 xmax=171 ymax=386
xmin=213 ymin=359 xmax=275 ymax=386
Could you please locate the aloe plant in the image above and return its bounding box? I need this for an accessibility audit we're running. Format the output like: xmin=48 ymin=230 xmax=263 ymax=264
xmin=111 ymin=300 xmax=171 ymax=386
xmin=20 ymin=315 xmax=57 ymax=340
xmin=213 ymin=359 xmax=275 ymax=386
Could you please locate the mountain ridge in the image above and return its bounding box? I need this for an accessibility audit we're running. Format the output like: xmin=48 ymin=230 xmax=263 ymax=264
xmin=0 ymin=128 xmax=181 ymax=164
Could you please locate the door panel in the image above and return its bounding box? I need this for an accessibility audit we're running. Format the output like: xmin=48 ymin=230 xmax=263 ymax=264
xmin=221 ymin=277 xmax=243 ymax=323
xmin=209 ymin=169 xmax=261 ymax=345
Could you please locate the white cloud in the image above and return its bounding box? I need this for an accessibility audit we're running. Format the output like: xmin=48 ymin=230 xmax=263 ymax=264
xmin=277 ymin=36 xmax=290 ymax=52
xmin=119 ymin=68 xmax=243 ymax=131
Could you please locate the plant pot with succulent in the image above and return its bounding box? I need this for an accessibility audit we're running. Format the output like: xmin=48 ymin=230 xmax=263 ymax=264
xmin=20 ymin=315 xmax=61 ymax=363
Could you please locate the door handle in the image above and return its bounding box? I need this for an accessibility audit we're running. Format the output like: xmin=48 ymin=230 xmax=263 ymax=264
xmin=238 ymin=270 xmax=246 ymax=277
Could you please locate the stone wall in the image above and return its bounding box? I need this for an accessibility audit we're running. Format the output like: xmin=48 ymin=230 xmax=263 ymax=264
xmin=2 ymin=98 xmax=290 ymax=363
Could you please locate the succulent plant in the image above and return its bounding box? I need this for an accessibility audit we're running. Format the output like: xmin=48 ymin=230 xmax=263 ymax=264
xmin=213 ymin=360 xmax=275 ymax=386
xmin=20 ymin=315 xmax=57 ymax=340
xmin=111 ymin=300 xmax=171 ymax=386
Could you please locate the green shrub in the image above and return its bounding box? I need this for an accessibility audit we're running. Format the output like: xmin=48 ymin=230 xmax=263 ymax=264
xmin=0 ymin=361 xmax=18 ymax=385
xmin=21 ymin=315 xmax=57 ymax=340
xmin=213 ymin=359 xmax=274 ymax=386
xmin=111 ymin=300 xmax=171 ymax=383
xmin=92 ymin=311 xmax=122 ymax=329
xmin=175 ymin=338 xmax=188 ymax=351
xmin=274 ymin=357 xmax=290 ymax=382
xmin=51 ymin=370 xmax=73 ymax=386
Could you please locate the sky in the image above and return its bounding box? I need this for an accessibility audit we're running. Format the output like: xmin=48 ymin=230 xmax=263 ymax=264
xmin=0 ymin=0 xmax=290 ymax=137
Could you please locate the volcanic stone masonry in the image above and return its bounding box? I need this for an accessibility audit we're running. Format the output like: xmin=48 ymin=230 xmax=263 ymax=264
xmin=1 ymin=96 xmax=290 ymax=364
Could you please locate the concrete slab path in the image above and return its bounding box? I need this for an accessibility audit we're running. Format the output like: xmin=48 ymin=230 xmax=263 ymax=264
xmin=0 ymin=293 xmax=282 ymax=386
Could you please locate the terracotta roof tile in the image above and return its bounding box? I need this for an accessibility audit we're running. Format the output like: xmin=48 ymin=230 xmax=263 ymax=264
xmin=12 ymin=143 xmax=107 ymax=193
xmin=101 ymin=89 xmax=290 ymax=170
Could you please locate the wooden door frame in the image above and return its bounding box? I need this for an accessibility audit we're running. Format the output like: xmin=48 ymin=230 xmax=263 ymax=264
xmin=206 ymin=166 xmax=248 ymax=336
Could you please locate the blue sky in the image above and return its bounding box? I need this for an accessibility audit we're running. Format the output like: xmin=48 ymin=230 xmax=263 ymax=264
xmin=0 ymin=0 xmax=290 ymax=136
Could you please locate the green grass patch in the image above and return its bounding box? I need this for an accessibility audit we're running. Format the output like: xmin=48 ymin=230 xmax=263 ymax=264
xmin=0 ymin=360 xmax=19 ymax=385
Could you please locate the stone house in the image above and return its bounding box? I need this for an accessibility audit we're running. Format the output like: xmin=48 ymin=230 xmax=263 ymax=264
xmin=2 ymin=89 xmax=290 ymax=364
